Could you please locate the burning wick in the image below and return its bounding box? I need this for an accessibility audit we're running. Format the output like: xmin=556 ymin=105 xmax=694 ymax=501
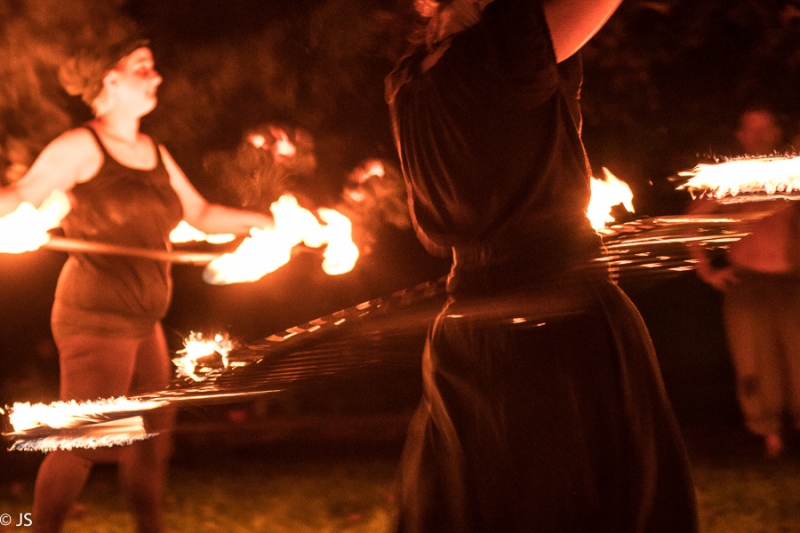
xmin=173 ymin=332 xmax=234 ymax=382
xmin=587 ymin=167 xmax=635 ymax=230
xmin=679 ymin=155 xmax=800 ymax=198
xmin=0 ymin=190 xmax=70 ymax=253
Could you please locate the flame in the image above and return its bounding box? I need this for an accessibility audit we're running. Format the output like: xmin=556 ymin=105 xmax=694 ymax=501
xmin=172 ymin=332 xmax=234 ymax=382
xmin=7 ymin=417 xmax=152 ymax=452
xmin=317 ymin=208 xmax=360 ymax=275
xmin=0 ymin=190 xmax=70 ymax=253
xmin=6 ymin=397 xmax=167 ymax=433
xmin=169 ymin=221 xmax=236 ymax=244
xmin=586 ymin=167 xmax=635 ymax=230
xmin=249 ymin=134 xmax=267 ymax=149
xmin=679 ymin=155 xmax=800 ymax=198
xmin=203 ymin=194 xmax=359 ymax=284
xmin=269 ymin=127 xmax=297 ymax=158
xmin=353 ymin=160 xmax=385 ymax=184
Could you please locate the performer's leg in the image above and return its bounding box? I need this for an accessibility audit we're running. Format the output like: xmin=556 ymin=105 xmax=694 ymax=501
xmin=778 ymin=282 xmax=800 ymax=434
xmin=118 ymin=324 xmax=174 ymax=533
xmin=31 ymin=453 xmax=92 ymax=533
xmin=723 ymin=279 xmax=784 ymax=445
xmin=32 ymin=332 xmax=140 ymax=533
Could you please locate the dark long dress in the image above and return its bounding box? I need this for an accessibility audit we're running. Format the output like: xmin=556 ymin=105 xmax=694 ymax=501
xmin=385 ymin=1 xmax=698 ymax=531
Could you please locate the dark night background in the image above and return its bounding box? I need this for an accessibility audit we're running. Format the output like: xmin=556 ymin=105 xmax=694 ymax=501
xmin=2 ymin=0 xmax=800 ymax=432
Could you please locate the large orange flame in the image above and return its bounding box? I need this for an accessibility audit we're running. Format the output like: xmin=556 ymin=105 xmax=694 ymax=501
xmin=203 ymin=194 xmax=359 ymax=284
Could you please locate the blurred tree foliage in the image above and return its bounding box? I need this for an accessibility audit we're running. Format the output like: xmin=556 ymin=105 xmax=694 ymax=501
xmin=2 ymin=0 xmax=800 ymax=215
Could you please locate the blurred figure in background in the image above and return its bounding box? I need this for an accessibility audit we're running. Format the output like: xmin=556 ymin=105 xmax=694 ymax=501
xmin=692 ymin=107 xmax=799 ymax=458
xmin=733 ymin=106 xmax=787 ymax=156
xmin=692 ymin=198 xmax=800 ymax=458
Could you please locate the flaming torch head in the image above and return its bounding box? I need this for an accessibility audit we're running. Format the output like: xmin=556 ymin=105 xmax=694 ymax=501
xmin=2 ymin=398 xmax=168 ymax=452
xmin=203 ymin=194 xmax=359 ymax=285
xmin=586 ymin=167 xmax=635 ymax=231
xmin=679 ymin=155 xmax=800 ymax=200
xmin=0 ymin=189 xmax=71 ymax=253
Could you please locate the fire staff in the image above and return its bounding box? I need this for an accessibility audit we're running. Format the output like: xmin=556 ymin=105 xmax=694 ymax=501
xmin=386 ymin=0 xmax=698 ymax=531
xmin=0 ymin=36 xmax=271 ymax=533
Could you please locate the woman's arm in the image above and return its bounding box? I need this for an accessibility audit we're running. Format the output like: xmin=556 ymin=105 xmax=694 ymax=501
xmin=0 ymin=129 xmax=101 ymax=216
xmin=160 ymin=146 xmax=273 ymax=235
xmin=542 ymin=0 xmax=622 ymax=62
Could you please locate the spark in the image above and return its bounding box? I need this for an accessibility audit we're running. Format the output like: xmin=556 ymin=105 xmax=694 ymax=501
xmin=173 ymin=332 xmax=234 ymax=382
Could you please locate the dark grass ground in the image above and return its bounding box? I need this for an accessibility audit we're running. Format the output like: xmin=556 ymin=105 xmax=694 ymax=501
xmin=2 ymin=418 xmax=800 ymax=533
xmin=2 ymin=274 xmax=800 ymax=531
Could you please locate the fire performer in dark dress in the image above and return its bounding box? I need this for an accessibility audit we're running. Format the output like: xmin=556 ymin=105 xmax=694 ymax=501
xmin=385 ymin=0 xmax=698 ymax=531
xmin=0 ymin=37 xmax=271 ymax=533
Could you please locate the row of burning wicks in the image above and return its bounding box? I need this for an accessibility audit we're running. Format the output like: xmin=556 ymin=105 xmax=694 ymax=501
xmin=3 ymin=154 xmax=800 ymax=451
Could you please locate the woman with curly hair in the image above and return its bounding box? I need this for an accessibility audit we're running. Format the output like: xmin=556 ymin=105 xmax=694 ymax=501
xmin=0 ymin=37 xmax=271 ymax=533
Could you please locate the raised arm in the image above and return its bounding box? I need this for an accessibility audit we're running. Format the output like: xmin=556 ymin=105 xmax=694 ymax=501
xmin=542 ymin=0 xmax=622 ymax=62
xmin=0 ymin=129 xmax=101 ymax=216
xmin=160 ymin=145 xmax=273 ymax=235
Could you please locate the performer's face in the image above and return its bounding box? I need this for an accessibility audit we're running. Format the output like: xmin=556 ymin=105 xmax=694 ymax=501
xmin=107 ymin=47 xmax=162 ymax=116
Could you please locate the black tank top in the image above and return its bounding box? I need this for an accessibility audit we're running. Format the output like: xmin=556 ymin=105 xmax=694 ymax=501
xmin=52 ymin=126 xmax=183 ymax=337
xmin=386 ymin=0 xmax=601 ymax=295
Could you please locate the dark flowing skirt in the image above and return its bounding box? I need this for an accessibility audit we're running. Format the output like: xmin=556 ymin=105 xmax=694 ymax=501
xmin=395 ymin=277 xmax=698 ymax=533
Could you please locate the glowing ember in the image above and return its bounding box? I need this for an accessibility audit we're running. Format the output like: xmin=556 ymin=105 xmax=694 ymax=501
xmin=173 ymin=332 xmax=234 ymax=382
xmin=169 ymin=221 xmax=235 ymax=244
xmin=249 ymin=134 xmax=267 ymax=149
xmin=680 ymin=155 xmax=800 ymax=198
xmin=203 ymin=194 xmax=359 ymax=284
xmin=6 ymin=397 xmax=167 ymax=433
xmin=586 ymin=167 xmax=635 ymax=230
xmin=0 ymin=190 xmax=70 ymax=253
xmin=270 ymin=127 xmax=297 ymax=158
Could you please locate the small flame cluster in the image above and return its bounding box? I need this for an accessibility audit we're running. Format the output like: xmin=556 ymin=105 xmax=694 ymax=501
xmin=586 ymin=167 xmax=635 ymax=230
xmin=249 ymin=126 xmax=298 ymax=161
xmin=172 ymin=332 xmax=235 ymax=382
